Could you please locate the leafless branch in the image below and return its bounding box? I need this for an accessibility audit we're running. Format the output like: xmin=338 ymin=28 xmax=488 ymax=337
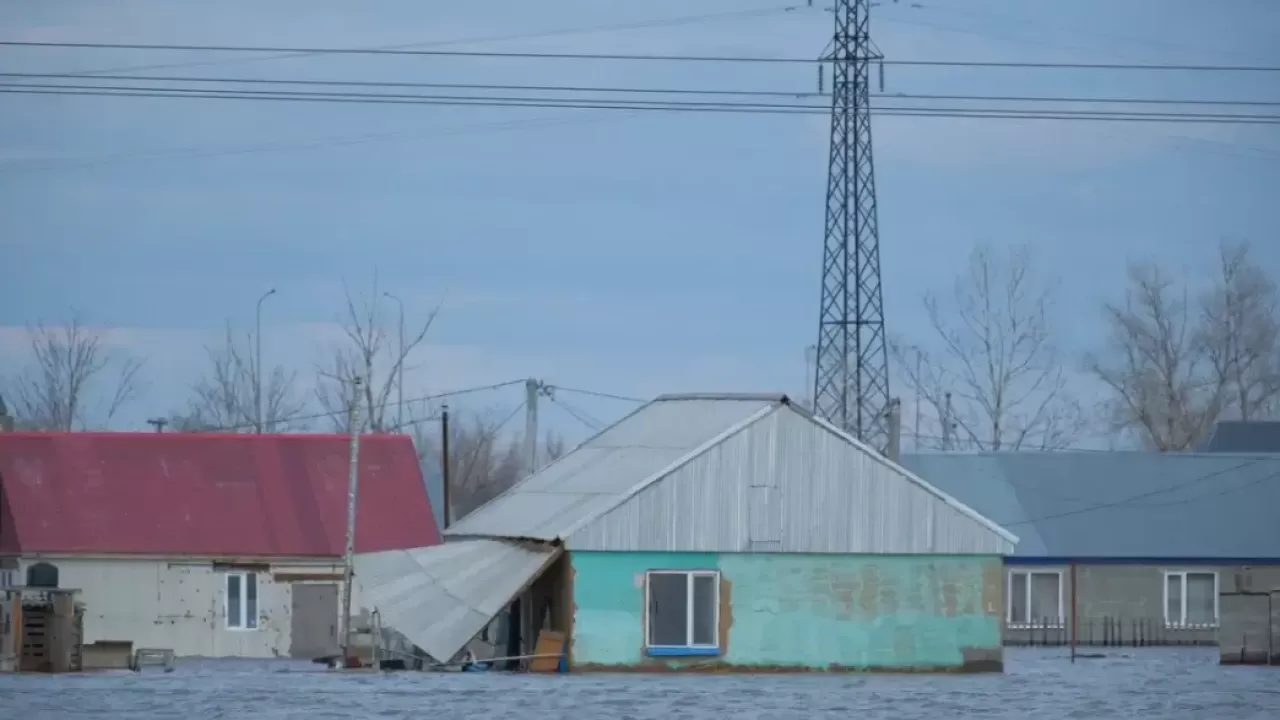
xmin=891 ymin=245 xmax=1085 ymax=451
xmin=1199 ymin=240 xmax=1280 ymax=422
xmin=1086 ymin=262 xmax=1225 ymax=450
xmin=5 ymin=317 xmax=146 ymax=430
xmin=408 ymin=406 xmax=567 ymax=522
xmin=314 ymin=272 xmax=442 ymax=432
xmin=171 ymin=322 xmax=308 ymax=432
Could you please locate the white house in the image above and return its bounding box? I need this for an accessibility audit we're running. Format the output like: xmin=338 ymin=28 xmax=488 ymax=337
xmin=0 ymin=431 xmax=439 ymax=660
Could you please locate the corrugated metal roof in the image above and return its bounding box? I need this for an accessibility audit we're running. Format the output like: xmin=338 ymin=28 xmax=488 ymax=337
xmin=567 ymin=404 xmax=1016 ymax=554
xmin=444 ymin=395 xmax=777 ymax=540
xmin=354 ymin=538 xmax=560 ymax=663
xmin=0 ymin=431 xmax=438 ymax=556
xmin=900 ymin=452 xmax=1280 ymax=558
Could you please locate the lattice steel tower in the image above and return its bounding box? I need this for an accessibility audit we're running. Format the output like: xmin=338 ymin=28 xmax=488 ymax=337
xmin=812 ymin=0 xmax=890 ymax=450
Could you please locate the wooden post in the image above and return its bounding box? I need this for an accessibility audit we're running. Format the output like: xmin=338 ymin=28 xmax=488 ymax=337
xmin=441 ymin=404 xmax=451 ymax=530
xmin=1070 ymin=562 xmax=1078 ymax=663
xmin=50 ymin=593 xmax=75 ymax=673
xmin=0 ymin=593 xmax=17 ymax=672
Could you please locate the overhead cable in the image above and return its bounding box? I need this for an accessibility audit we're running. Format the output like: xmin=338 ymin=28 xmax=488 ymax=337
xmin=5 ymin=85 xmax=1278 ymax=125
xmin=5 ymin=39 xmax=1280 ymax=72
xmin=4 ymin=72 xmax=1276 ymax=108
xmin=192 ymin=378 xmax=526 ymax=433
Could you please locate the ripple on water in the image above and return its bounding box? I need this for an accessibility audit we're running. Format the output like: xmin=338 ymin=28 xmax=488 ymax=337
xmin=1 ymin=648 xmax=1279 ymax=720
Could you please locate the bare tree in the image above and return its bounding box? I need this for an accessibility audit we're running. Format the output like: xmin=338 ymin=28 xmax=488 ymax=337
xmin=170 ymin=323 xmax=308 ymax=432
xmin=891 ymin=245 xmax=1085 ymax=451
xmin=1086 ymin=263 xmax=1225 ymax=450
xmin=1199 ymin=241 xmax=1280 ymax=421
xmin=5 ymin=318 xmax=145 ymax=430
xmin=410 ymin=408 xmax=569 ymax=522
xmin=314 ymin=274 xmax=441 ymax=432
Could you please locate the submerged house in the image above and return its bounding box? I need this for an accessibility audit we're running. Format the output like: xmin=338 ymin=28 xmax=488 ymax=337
xmin=900 ymin=451 xmax=1280 ymax=653
xmin=356 ymin=393 xmax=1018 ymax=672
xmin=0 ymin=431 xmax=439 ymax=659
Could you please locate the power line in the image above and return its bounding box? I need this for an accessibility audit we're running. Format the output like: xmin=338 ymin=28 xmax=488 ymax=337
xmin=548 ymin=395 xmax=604 ymax=432
xmin=7 ymin=85 xmax=1280 ymax=125
xmin=55 ymin=5 xmax=804 ymax=77
xmin=192 ymin=378 xmax=526 ymax=433
xmin=6 ymin=72 xmax=1277 ymax=108
xmin=548 ymin=385 xmax=647 ymax=403
xmin=6 ymin=40 xmax=1280 ymax=72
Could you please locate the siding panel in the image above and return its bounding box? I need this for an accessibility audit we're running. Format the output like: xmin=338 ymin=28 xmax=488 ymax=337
xmin=16 ymin=557 xmax=363 ymax=658
xmin=569 ymin=406 xmax=1014 ymax=555
xmin=570 ymin=551 xmax=1004 ymax=671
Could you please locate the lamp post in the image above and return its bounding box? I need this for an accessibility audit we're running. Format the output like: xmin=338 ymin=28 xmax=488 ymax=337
xmin=383 ymin=291 xmax=405 ymax=432
xmin=255 ymin=288 xmax=277 ymax=433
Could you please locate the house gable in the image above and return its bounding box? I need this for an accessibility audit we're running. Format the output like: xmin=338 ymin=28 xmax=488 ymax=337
xmin=443 ymin=395 xmax=779 ymax=541
xmin=566 ymin=403 xmax=1016 ymax=554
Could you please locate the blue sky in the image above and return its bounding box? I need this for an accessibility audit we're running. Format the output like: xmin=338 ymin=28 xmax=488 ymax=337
xmin=2 ymin=0 xmax=1278 ymax=445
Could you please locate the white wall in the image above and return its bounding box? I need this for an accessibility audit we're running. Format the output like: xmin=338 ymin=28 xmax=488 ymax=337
xmin=15 ymin=556 xmax=368 ymax=659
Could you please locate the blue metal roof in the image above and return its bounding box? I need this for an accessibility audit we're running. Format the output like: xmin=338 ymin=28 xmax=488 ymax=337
xmin=899 ymin=452 xmax=1280 ymax=559
xmin=1199 ymin=421 xmax=1280 ymax=453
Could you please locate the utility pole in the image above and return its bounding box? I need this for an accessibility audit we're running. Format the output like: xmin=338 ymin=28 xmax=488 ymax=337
xmin=383 ymin=291 xmax=405 ymax=432
xmin=913 ymin=348 xmax=922 ymax=450
xmin=440 ymin=403 xmax=451 ymax=530
xmin=524 ymin=378 xmax=540 ymax=476
xmin=255 ymin=288 xmax=277 ymax=434
xmin=885 ymin=399 xmax=901 ymax=463
xmin=146 ymin=418 xmax=168 ymax=433
xmin=340 ymin=376 xmax=363 ymax=668
xmin=803 ymin=345 xmax=817 ymax=408
xmin=941 ymin=391 xmax=954 ymax=451
xmin=811 ymin=0 xmax=890 ymax=453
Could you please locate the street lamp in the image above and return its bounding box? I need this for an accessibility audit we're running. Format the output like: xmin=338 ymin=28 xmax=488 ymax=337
xmin=255 ymin=288 xmax=277 ymax=433
xmin=383 ymin=291 xmax=405 ymax=432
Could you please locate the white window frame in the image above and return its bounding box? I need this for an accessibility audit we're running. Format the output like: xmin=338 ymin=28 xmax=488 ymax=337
xmin=1006 ymin=569 xmax=1064 ymax=629
xmin=643 ymin=570 xmax=720 ymax=655
xmin=1163 ymin=570 xmax=1219 ymax=629
xmin=0 ymin=568 xmax=14 ymax=590
xmin=224 ymin=572 xmax=260 ymax=631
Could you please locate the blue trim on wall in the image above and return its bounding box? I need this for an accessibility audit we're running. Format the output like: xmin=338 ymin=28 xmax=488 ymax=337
xmin=646 ymin=646 xmax=720 ymax=657
xmin=1005 ymin=556 xmax=1280 ymax=566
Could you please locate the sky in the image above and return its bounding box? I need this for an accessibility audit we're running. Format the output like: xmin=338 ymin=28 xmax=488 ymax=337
xmin=2 ymin=0 xmax=1278 ymax=447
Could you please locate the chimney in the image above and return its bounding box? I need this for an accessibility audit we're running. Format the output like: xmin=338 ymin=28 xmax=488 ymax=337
xmin=885 ymin=398 xmax=902 ymax=463
xmin=0 ymin=394 xmax=13 ymax=432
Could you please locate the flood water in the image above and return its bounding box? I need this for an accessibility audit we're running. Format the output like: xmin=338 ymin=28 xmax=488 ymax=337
xmin=2 ymin=648 xmax=1278 ymax=719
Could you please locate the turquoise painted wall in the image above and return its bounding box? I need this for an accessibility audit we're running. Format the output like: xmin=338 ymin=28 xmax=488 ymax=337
xmin=570 ymin=551 xmax=1002 ymax=670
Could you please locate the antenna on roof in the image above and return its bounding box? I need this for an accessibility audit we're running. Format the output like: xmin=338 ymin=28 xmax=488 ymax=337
xmin=146 ymin=418 xmax=169 ymax=433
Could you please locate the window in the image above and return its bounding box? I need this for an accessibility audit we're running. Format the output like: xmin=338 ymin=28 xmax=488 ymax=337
xmin=1164 ymin=571 xmax=1218 ymax=628
xmin=645 ymin=570 xmax=719 ymax=656
xmin=0 ymin=569 xmax=13 ymax=590
xmin=1007 ymin=570 xmax=1063 ymax=627
xmin=225 ymin=572 xmax=259 ymax=630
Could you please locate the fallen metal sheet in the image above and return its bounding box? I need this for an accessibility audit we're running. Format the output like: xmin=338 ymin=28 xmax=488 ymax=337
xmin=353 ymin=538 xmax=561 ymax=663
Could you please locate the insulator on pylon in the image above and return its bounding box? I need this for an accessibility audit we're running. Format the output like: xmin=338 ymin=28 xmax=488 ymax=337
xmin=818 ymin=64 xmax=824 ymax=93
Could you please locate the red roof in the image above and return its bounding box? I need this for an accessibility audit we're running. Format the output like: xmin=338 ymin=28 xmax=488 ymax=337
xmin=0 ymin=431 xmax=440 ymax=557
